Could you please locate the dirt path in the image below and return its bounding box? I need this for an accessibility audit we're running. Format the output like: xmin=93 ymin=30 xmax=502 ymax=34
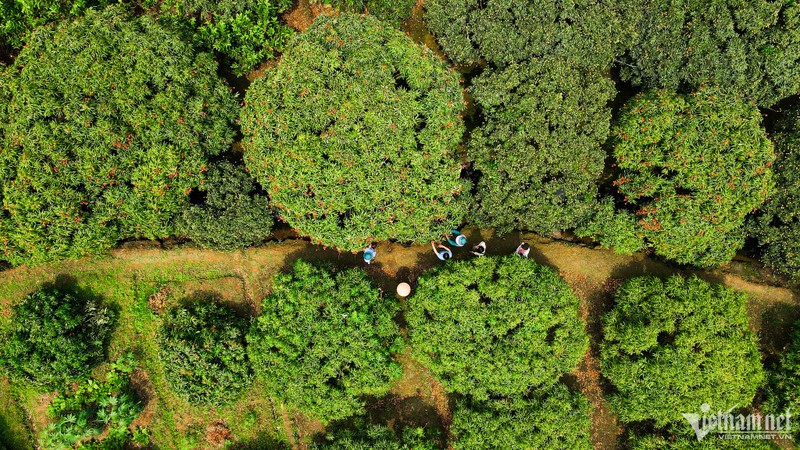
xmin=1 ymin=230 xmax=797 ymax=449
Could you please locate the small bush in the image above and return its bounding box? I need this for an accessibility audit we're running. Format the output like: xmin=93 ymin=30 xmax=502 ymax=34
xmin=41 ymin=353 xmax=147 ymax=450
xmin=247 ymin=260 xmax=403 ymax=423
xmin=241 ymin=13 xmax=468 ymax=252
xmin=600 ymin=276 xmax=764 ymax=426
xmin=179 ymin=161 xmax=273 ymax=250
xmin=0 ymin=0 xmax=112 ymax=48
xmin=0 ymin=286 xmax=115 ymax=389
xmin=450 ymin=384 xmax=591 ymax=450
xmin=158 ymin=301 xmax=252 ymax=405
xmin=161 ymin=0 xmax=294 ymax=76
xmin=407 ymin=256 xmax=588 ymax=399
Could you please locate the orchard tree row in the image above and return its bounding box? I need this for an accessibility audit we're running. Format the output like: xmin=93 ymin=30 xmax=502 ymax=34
xmin=1 ymin=256 xmax=796 ymax=448
xmin=0 ymin=5 xmax=799 ymax=275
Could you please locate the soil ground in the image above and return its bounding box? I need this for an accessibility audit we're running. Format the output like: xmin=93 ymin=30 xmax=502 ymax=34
xmin=0 ymin=229 xmax=798 ymax=449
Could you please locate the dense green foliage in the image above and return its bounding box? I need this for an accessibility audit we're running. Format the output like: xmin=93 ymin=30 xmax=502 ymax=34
xmin=247 ymin=260 xmax=403 ymax=423
xmin=41 ymin=353 xmax=149 ymax=450
xmin=450 ymin=385 xmax=591 ymax=450
xmin=763 ymin=321 xmax=800 ymax=441
xmin=0 ymin=286 xmax=114 ymax=389
xmin=600 ymin=276 xmax=764 ymax=426
xmin=424 ymin=0 xmax=629 ymax=69
xmin=620 ymin=0 xmax=800 ymax=107
xmin=158 ymin=301 xmax=252 ymax=405
xmin=407 ymin=256 xmax=587 ymax=399
xmin=313 ymin=420 xmax=437 ymax=450
xmin=0 ymin=0 xmax=111 ymax=47
xmin=469 ymin=59 xmax=614 ymax=234
xmin=319 ymin=0 xmax=415 ymax=27
xmin=596 ymin=88 xmax=774 ymax=266
xmin=750 ymin=105 xmax=800 ymax=280
xmin=179 ymin=160 xmax=273 ymax=250
xmin=631 ymin=433 xmax=777 ymax=449
xmin=0 ymin=6 xmax=238 ymax=265
xmin=242 ymin=13 xmax=468 ymax=252
xmin=161 ymin=0 xmax=293 ymax=76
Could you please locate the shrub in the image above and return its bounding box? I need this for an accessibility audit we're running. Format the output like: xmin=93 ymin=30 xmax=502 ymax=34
xmin=620 ymin=0 xmax=800 ymax=107
xmin=631 ymin=432 xmax=777 ymax=449
xmin=598 ymin=87 xmax=774 ymax=267
xmin=313 ymin=420 xmax=437 ymax=450
xmin=158 ymin=301 xmax=252 ymax=405
xmin=241 ymin=13 xmax=468 ymax=252
xmin=468 ymin=58 xmax=614 ymax=234
xmin=161 ymin=0 xmax=294 ymax=76
xmin=424 ymin=0 xmax=629 ymax=69
xmin=0 ymin=0 xmax=112 ymax=48
xmin=450 ymin=384 xmax=591 ymax=450
xmin=0 ymin=6 xmax=238 ymax=265
xmin=763 ymin=320 xmax=800 ymax=442
xmin=41 ymin=353 xmax=148 ymax=450
xmin=179 ymin=160 xmax=273 ymax=250
xmin=0 ymin=286 xmax=115 ymax=389
xmin=247 ymin=260 xmax=403 ymax=423
xmin=600 ymin=276 xmax=764 ymax=426
xmin=317 ymin=0 xmax=415 ymax=27
xmin=749 ymin=105 xmax=800 ymax=280
xmin=407 ymin=256 xmax=587 ymax=399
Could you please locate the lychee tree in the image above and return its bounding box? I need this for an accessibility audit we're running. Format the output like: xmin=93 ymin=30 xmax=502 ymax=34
xmin=241 ymin=13 xmax=469 ymax=252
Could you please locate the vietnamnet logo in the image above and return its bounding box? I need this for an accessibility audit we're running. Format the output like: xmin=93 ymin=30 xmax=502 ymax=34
xmin=682 ymin=403 xmax=792 ymax=441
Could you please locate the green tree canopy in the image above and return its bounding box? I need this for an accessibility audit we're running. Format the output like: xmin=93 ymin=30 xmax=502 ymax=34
xmin=321 ymin=0 xmax=416 ymax=27
xmin=620 ymin=0 xmax=800 ymax=107
xmin=160 ymin=0 xmax=294 ymax=76
xmin=407 ymin=256 xmax=587 ymax=400
xmin=313 ymin=420 xmax=437 ymax=450
xmin=450 ymin=384 xmax=591 ymax=450
xmin=0 ymin=286 xmax=115 ymax=389
xmin=158 ymin=301 xmax=253 ymax=405
xmin=598 ymin=87 xmax=774 ymax=267
xmin=179 ymin=160 xmax=273 ymax=250
xmin=247 ymin=260 xmax=403 ymax=423
xmin=600 ymin=276 xmax=764 ymax=426
xmin=468 ymin=59 xmax=614 ymax=234
xmin=424 ymin=0 xmax=629 ymax=69
xmin=0 ymin=0 xmax=112 ymax=48
xmin=750 ymin=105 xmax=800 ymax=280
xmin=0 ymin=6 xmax=238 ymax=265
xmin=241 ymin=13 xmax=468 ymax=252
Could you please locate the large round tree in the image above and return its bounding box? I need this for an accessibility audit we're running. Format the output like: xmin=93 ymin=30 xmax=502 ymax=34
xmin=605 ymin=87 xmax=774 ymax=267
xmin=241 ymin=13 xmax=468 ymax=252
xmin=450 ymin=385 xmax=591 ymax=450
xmin=0 ymin=6 xmax=238 ymax=265
xmin=750 ymin=104 xmax=800 ymax=280
xmin=620 ymin=0 xmax=800 ymax=107
xmin=407 ymin=256 xmax=587 ymax=399
xmin=469 ymin=59 xmax=615 ymax=234
xmin=247 ymin=260 xmax=403 ymax=423
xmin=600 ymin=276 xmax=764 ymax=426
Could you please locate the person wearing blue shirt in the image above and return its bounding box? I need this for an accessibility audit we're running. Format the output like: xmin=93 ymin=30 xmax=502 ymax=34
xmin=363 ymin=242 xmax=377 ymax=264
xmin=446 ymin=229 xmax=467 ymax=247
xmin=431 ymin=241 xmax=453 ymax=260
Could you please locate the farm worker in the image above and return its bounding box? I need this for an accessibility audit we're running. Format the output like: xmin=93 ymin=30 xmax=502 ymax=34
xmin=515 ymin=242 xmax=530 ymax=258
xmin=431 ymin=241 xmax=453 ymax=260
xmin=446 ymin=229 xmax=468 ymax=247
xmin=471 ymin=241 xmax=487 ymax=256
xmin=363 ymin=242 xmax=377 ymax=264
